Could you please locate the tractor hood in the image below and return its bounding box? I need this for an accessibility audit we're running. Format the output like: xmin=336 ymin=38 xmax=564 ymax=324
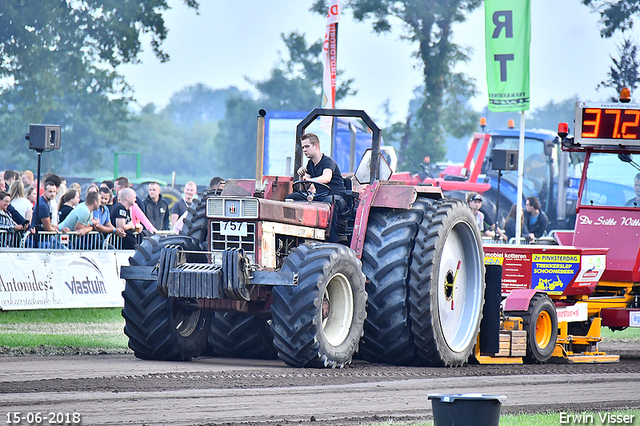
xmin=206 ymin=196 xmax=330 ymax=229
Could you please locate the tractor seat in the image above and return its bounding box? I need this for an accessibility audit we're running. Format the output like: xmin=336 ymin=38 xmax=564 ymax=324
xmin=335 ymin=177 xmax=358 ymax=243
xmin=338 ymin=176 xmax=357 ymax=215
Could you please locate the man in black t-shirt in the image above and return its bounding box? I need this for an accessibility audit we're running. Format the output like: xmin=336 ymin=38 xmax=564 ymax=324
xmin=171 ymin=181 xmax=198 ymax=228
xmin=290 ymin=133 xmax=346 ymax=196
xmin=32 ymin=181 xmax=59 ymax=232
xmin=111 ymin=188 xmax=140 ymax=249
xmin=286 ymin=133 xmax=346 ymax=242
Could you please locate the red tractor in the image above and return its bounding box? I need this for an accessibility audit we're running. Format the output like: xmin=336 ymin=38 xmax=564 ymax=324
xmin=120 ymin=109 xmax=486 ymax=368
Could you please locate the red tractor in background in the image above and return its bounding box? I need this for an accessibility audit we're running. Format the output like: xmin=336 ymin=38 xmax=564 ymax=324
xmin=391 ymin=122 xmax=580 ymax=232
xmin=120 ymin=109 xmax=487 ymax=368
xmin=390 ymin=132 xmax=492 ymax=194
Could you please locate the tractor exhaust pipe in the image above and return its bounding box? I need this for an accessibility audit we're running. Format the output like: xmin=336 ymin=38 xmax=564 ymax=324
xmin=255 ymin=109 xmax=267 ymax=195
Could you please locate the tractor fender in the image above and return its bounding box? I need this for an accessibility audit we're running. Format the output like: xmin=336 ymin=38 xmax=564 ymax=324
xmin=371 ymin=184 xmax=442 ymax=209
xmin=503 ymin=288 xmax=542 ymax=312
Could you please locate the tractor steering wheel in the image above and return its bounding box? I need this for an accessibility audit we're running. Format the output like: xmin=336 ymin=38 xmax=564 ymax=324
xmin=292 ymin=180 xmax=332 ymax=200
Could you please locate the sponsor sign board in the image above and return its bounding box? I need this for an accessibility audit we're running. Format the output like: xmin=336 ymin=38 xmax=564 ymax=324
xmin=485 ymin=246 xmax=606 ymax=296
xmin=0 ymin=251 xmax=131 ymax=310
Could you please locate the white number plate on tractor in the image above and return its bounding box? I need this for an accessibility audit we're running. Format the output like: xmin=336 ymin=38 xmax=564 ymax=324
xmin=220 ymin=221 xmax=247 ymax=236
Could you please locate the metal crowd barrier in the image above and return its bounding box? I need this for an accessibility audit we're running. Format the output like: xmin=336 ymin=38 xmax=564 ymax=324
xmin=0 ymin=230 xmax=24 ymax=248
xmin=0 ymin=230 xmax=176 ymax=250
xmin=482 ymin=236 xmax=532 ymax=245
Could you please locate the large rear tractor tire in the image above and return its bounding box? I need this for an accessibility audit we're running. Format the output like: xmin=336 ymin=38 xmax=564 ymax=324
xmin=509 ymin=293 xmax=558 ymax=363
xmin=360 ymin=207 xmax=424 ymax=365
xmin=122 ymin=235 xmax=210 ymax=361
xmin=270 ymin=244 xmax=367 ymax=368
xmin=408 ymin=199 xmax=485 ymax=366
xmin=208 ymin=312 xmax=277 ymax=359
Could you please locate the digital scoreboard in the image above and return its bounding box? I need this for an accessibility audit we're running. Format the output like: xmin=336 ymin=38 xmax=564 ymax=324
xmin=575 ymin=102 xmax=640 ymax=145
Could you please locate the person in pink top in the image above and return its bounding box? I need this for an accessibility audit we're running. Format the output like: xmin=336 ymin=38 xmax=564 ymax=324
xmin=129 ymin=202 xmax=157 ymax=233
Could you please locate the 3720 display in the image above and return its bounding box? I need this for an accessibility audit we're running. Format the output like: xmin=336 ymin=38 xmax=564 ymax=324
xmin=575 ymin=102 xmax=640 ymax=146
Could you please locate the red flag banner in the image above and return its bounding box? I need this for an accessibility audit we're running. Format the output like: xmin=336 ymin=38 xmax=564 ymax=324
xmin=322 ymin=0 xmax=340 ymax=110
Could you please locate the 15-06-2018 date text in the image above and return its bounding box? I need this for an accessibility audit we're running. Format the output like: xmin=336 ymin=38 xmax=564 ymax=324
xmin=5 ymin=412 xmax=81 ymax=425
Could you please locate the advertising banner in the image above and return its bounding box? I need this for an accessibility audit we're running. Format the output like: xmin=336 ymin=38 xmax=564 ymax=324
xmin=0 ymin=252 xmax=63 ymax=309
xmin=484 ymin=246 xmax=606 ymax=298
xmin=484 ymin=250 xmax=532 ymax=295
xmin=531 ymin=253 xmax=580 ymax=294
xmin=322 ymin=0 xmax=340 ymax=111
xmin=485 ymin=0 xmax=531 ymax=111
xmin=0 ymin=251 xmax=131 ymax=310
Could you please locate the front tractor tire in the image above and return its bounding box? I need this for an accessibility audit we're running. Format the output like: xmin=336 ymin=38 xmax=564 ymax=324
xmin=270 ymin=244 xmax=367 ymax=368
xmin=509 ymin=293 xmax=558 ymax=363
xmin=408 ymin=199 xmax=485 ymax=366
xmin=122 ymin=235 xmax=210 ymax=361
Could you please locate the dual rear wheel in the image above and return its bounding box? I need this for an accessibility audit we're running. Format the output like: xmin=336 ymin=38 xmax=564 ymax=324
xmin=361 ymin=199 xmax=486 ymax=366
xmin=408 ymin=199 xmax=486 ymax=366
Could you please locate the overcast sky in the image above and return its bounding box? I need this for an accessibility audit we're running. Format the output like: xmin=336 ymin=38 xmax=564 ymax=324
xmin=118 ymin=1 xmax=623 ymax=125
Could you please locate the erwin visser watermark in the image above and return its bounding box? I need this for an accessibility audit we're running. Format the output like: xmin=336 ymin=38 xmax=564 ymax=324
xmin=559 ymin=411 xmax=636 ymax=424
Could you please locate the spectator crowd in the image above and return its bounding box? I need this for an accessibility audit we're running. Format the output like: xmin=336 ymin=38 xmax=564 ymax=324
xmin=0 ymin=168 xmax=225 ymax=250
xmin=465 ymin=191 xmax=550 ymax=243
xmin=2 ymin=167 xmax=557 ymax=249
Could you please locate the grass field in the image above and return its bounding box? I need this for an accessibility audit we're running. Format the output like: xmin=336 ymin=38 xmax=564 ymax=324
xmin=0 ymin=308 xmax=128 ymax=352
xmin=1 ymin=308 xmax=639 ymax=352
xmin=501 ymin=409 xmax=639 ymax=425
xmin=0 ymin=307 xmax=124 ymax=324
xmin=602 ymin=326 xmax=640 ymax=341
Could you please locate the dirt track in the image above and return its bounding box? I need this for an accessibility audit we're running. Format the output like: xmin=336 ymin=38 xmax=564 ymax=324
xmin=2 ymin=347 xmax=640 ymax=426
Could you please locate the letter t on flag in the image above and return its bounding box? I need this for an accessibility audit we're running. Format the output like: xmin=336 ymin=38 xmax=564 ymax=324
xmin=485 ymin=0 xmax=531 ymax=112
xmin=322 ymin=0 xmax=340 ymax=110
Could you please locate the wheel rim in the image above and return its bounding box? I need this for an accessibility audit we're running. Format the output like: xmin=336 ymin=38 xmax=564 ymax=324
xmin=535 ymin=310 xmax=553 ymax=349
xmin=437 ymin=220 xmax=484 ymax=352
xmin=322 ymin=272 xmax=354 ymax=346
xmin=174 ymin=308 xmax=201 ymax=338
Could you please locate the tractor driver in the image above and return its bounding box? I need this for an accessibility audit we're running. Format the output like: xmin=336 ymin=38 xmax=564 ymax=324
xmin=286 ymin=133 xmax=346 ymax=242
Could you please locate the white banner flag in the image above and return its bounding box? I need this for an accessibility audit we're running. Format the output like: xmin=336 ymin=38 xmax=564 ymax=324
xmin=322 ymin=0 xmax=340 ymax=110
